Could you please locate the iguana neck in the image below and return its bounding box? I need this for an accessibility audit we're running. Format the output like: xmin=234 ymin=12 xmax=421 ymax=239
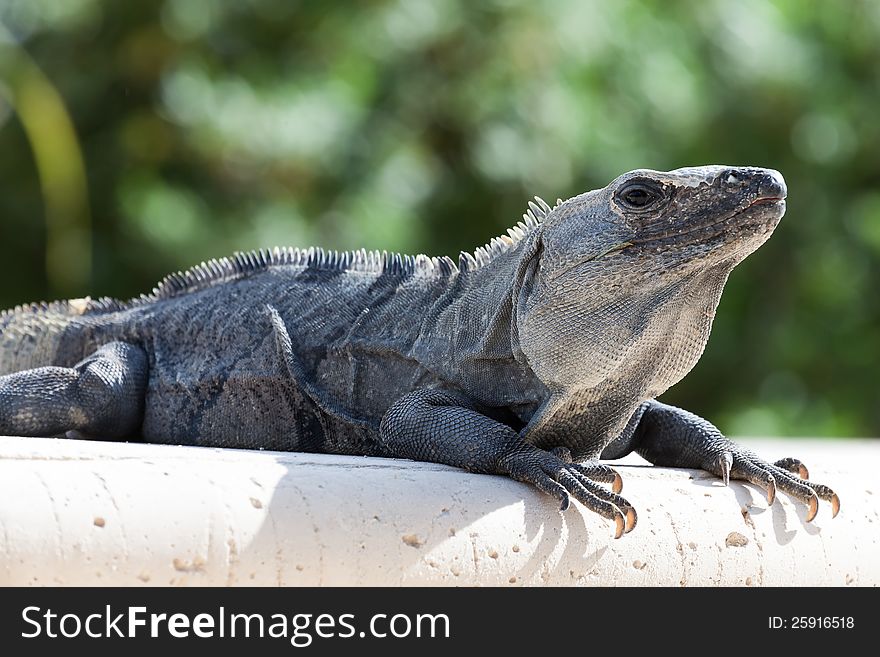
xmin=412 ymin=232 xmax=546 ymax=407
xmin=521 ymin=261 xmax=733 ymax=450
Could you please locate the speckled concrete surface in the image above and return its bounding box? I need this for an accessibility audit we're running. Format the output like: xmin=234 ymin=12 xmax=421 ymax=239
xmin=0 ymin=436 xmax=875 ymax=586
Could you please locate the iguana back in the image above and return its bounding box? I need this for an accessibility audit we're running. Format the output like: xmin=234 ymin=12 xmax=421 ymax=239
xmin=1 ymin=238 xmax=545 ymax=454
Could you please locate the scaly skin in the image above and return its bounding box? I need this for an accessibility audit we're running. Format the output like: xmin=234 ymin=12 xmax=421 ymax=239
xmin=0 ymin=165 xmax=839 ymax=537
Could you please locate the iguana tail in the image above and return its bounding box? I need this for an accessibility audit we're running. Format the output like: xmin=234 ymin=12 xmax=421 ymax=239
xmin=0 ymin=296 xmax=123 ymax=375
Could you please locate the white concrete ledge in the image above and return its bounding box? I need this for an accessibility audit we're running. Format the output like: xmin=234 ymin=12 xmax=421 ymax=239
xmin=0 ymin=436 xmax=876 ymax=586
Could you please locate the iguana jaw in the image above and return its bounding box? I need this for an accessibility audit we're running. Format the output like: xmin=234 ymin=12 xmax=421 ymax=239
xmin=544 ymin=195 xmax=785 ymax=282
xmin=623 ymin=194 xmax=786 ymax=253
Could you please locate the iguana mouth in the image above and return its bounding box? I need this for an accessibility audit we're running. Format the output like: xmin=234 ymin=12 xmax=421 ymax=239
xmin=546 ymin=196 xmax=785 ymax=282
xmin=625 ymin=196 xmax=785 ymax=250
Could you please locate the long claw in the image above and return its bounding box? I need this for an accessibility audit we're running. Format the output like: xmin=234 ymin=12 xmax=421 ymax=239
xmin=612 ymin=510 xmax=625 ymax=539
xmin=774 ymin=457 xmax=810 ymax=480
xmin=718 ymin=452 xmax=733 ymax=486
xmin=612 ymin=471 xmax=623 ymax=494
xmin=558 ymin=494 xmax=570 ymax=512
xmin=805 ymin=493 xmax=819 ymax=522
xmin=766 ymin=475 xmax=777 ymax=505
xmin=831 ymin=493 xmax=840 ymax=518
xmin=624 ymin=507 xmax=637 ymax=533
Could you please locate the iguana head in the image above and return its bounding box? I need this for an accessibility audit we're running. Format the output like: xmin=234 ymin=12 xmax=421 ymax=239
xmin=540 ymin=165 xmax=786 ymax=280
xmin=517 ymin=165 xmax=786 ymax=394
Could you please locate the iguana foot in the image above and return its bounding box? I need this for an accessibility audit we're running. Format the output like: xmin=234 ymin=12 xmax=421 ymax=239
xmin=0 ymin=342 xmax=148 ymax=438
xmin=549 ymin=446 xmax=623 ymax=493
xmin=500 ymin=446 xmax=635 ymax=538
xmin=380 ymin=388 xmax=635 ymax=538
xmin=631 ymin=400 xmax=840 ymax=522
xmin=711 ymin=450 xmax=839 ymax=521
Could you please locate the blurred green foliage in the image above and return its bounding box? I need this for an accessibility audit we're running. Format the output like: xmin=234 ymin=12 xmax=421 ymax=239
xmin=0 ymin=0 xmax=878 ymax=437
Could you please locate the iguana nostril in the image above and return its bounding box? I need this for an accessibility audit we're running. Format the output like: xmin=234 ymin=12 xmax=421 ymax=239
xmin=757 ymin=169 xmax=787 ymax=199
xmin=721 ymin=168 xmax=786 ymax=199
xmin=724 ymin=171 xmax=745 ymax=187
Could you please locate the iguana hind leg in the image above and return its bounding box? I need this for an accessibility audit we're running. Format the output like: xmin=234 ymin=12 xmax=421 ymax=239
xmin=380 ymin=388 xmax=634 ymax=538
xmin=606 ymin=399 xmax=840 ymax=521
xmin=0 ymin=341 xmax=148 ymax=439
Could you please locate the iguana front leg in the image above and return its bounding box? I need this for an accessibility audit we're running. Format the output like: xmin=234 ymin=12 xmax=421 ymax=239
xmin=0 ymin=342 xmax=148 ymax=439
xmin=380 ymin=388 xmax=636 ymax=537
xmin=602 ymin=399 xmax=840 ymax=520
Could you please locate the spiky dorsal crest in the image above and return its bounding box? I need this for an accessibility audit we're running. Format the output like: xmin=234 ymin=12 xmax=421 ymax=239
xmin=150 ymin=194 xmax=559 ymax=294
xmin=1 ymin=196 xmax=562 ymax=315
xmin=457 ymin=195 xmax=557 ymax=272
xmin=0 ymin=296 xmax=126 ymax=319
xmin=146 ymin=247 xmax=460 ymax=302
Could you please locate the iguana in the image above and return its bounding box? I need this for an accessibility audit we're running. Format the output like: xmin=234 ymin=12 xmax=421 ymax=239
xmin=0 ymin=165 xmax=839 ymax=537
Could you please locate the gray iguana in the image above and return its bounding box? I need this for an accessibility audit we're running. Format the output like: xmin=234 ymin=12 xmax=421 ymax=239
xmin=0 ymin=165 xmax=839 ymax=537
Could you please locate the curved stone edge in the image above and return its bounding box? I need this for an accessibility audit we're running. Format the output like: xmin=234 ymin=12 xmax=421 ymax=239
xmin=0 ymin=436 xmax=876 ymax=586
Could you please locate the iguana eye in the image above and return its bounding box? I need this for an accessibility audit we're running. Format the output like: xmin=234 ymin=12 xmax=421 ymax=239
xmin=617 ymin=182 xmax=663 ymax=210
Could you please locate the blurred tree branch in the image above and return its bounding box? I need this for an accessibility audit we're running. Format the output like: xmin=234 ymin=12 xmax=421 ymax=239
xmin=0 ymin=22 xmax=91 ymax=296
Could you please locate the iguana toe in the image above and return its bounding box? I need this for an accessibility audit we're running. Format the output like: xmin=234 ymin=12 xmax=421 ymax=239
xmin=764 ymin=461 xmax=839 ymax=520
xmin=724 ymin=456 xmax=777 ymax=503
xmin=549 ymin=447 xmax=625 ymax=492
xmin=796 ymin=480 xmax=840 ymax=518
xmin=550 ymin=447 xmax=625 ymax=493
xmin=572 ymin=460 xmax=623 ymax=492
xmin=774 ymin=457 xmax=810 ymax=480
xmin=554 ymin=470 xmax=631 ymax=538
xmin=555 ymin=466 xmax=637 ymax=533
xmin=502 ymin=449 xmax=636 ymax=538
xmin=718 ymin=451 xmax=840 ymax=520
